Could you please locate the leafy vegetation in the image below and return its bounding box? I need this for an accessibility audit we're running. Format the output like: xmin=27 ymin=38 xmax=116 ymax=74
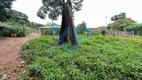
xmin=125 ymin=24 xmax=142 ymax=36
xmin=77 ymin=21 xmax=88 ymax=34
xmin=21 ymin=35 xmax=142 ymax=79
xmin=110 ymin=18 xmax=135 ymax=31
xmin=109 ymin=13 xmax=136 ymax=31
xmin=0 ymin=0 xmax=42 ymax=36
xmin=37 ymin=0 xmax=84 ymax=20
xmin=6 ymin=10 xmax=29 ymax=23
xmin=0 ymin=22 xmax=37 ymax=37
xmin=122 ymin=36 xmax=142 ymax=41
xmin=0 ymin=0 xmax=15 ymax=21
xmin=111 ymin=12 xmax=126 ymax=21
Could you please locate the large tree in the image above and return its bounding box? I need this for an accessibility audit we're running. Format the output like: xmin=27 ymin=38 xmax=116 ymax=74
xmin=37 ymin=0 xmax=84 ymax=46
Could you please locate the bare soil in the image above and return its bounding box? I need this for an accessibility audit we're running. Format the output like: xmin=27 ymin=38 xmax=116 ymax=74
xmin=0 ymin=33 xmax=39 ymax=80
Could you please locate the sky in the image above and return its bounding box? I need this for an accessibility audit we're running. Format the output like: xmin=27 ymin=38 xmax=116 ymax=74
xmin=12 ymin=0 xmax=142 ymax=28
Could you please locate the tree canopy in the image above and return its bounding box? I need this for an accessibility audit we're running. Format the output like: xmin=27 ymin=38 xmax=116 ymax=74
xmin=0 ymin=0 xmax=29 ymax=23
xmin=111 ymin=12 xmax=126 ymax=21
xmin=0 ymin=0 xmax=14 ymax=8
xmin=77 ymin=21 xmax=87 ymax=34
xmin=37 ymin=0 xmax=84 ymax=20
xmin=37 ymin=0 xmax=84 ymax=45
xmin=77 ymin=21 xmax=86 ymax=28
xmin=110 ymin=18 xmax=136 ymax=31
xmin=0 ymin=0 xmax=15 ymax=21
xmin=7 ymin=10 xmax=29 ymax=23
xmin=110 ymin=13 xmax=136 ymax=31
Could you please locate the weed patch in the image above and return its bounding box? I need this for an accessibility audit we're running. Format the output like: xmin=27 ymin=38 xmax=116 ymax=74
xmin=21 ymin=35 xmax=142 ymax=80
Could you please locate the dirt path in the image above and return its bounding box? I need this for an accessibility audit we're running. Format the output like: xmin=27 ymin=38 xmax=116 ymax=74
xmin=0 ymin=33 xmax=40 ymax=80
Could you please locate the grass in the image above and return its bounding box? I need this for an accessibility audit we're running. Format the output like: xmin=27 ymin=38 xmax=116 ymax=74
xmin=120 ymin=36 xmax=142 ymax=41
xmin=21 ymin=35 xmax=142 ymax=80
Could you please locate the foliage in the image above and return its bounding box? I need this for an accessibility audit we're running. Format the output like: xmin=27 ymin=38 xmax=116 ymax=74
xmin=77 ymin=21 xmax=86 ymax=28
xmin=110 ymin=18 xmax=136 ymax=31
xmin=122 ymin=36 xmax=142 ymax=41
xmin=37 ymin=0 xmax=83 ymax=45
xmin=37 ymin=0 xmax=84 ymax=20
xmin=77 ymin=21 xmax=87 ymax=34
xmin=0 ymin=0 xmax=30 ymax=24
xmin=7 ymin=10 xmax=29 ymax=23
xmin=0 ymin=8 xmax=30 ymax=23
xmin=111 ymin=12 xmax=126 ymax=21
xmin=125 ymin=24 xmax=142 ymax=36
xmin=0 ymin=25 xmax=25 ymax=37
xmin=0 ymin=0 xmax=14 ymax=8
xmin=110 ymin=12 xmax=136 ymax=31
xmin=22 ymin=35 xmax=142 ymax=80
xmin=0 ymin=22 xmax=37 ymax=37
xmin=43 ymin=29 xmax=53 ymax=35
xmin=0 ymin=1 xmax=40 ymax=37
xmin=0 ymin=0 xmax=15 ymax=21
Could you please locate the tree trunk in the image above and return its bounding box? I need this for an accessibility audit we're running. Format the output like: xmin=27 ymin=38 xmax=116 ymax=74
xmin=58 ymin=3 xmax=79 ymax=46
xmin=51 ymin=19 xmax=53 ymax=35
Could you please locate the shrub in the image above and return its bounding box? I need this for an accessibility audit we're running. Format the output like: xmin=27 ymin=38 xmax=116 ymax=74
xmin=125 ymin=24 xmax=142 ymax=36
xmin=0 ymin=22 xmax=37 ymax=37
xmin=0 ymin=26 xmax=25 ymax=37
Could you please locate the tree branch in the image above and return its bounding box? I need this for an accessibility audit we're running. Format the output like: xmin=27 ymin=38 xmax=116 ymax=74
xmin=60 ymin=0 xmax=65 ymax=7
xmin=60 ymin=0 xmax=63 ymax=7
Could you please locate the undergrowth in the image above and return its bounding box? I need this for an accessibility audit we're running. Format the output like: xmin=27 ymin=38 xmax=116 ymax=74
xmin=21 ymin=35 xmax=142 ymax=80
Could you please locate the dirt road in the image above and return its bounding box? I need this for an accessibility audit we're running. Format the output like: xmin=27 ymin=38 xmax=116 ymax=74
xmin=0 ymin=33 xmax=39 ymax=80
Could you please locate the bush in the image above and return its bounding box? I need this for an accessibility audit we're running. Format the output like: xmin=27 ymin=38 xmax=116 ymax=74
xmin=22 ymin=35 xmax=142 ymax=80
xmin=0 ymin=22 xmax=37 ymax=37
xmin=43 ymin=29 xmax=53 ymax=35
xmin=1 ymin=28 xmax=11 ymax=37
xmin=0 ymin=26 xmax=25 ymax=37
xmin=125 ymin=24 xmax=142 ymax=36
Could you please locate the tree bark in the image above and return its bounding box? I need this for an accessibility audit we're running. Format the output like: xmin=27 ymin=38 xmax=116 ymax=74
xmin=58 ymin=1 xmax=79 ymax=45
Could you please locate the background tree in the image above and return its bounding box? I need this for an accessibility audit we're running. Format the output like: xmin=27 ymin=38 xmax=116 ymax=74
xmin=110 ymin=18 xmax=136 ymax=31
xmin=111 ymin=12 xmax=126 ymax=21
xmin=7 ymin=10 xmax=29 ymax=23
xmin=77 ymin=21 xmax=86 ymax=28
xmin=37 ymin=0 xmax=84 ymax=46
xmin=110 ymin=12 xmax=136 ymax=31
xmin=0 ymin=0 xmax=15 ymax=21
xmin=77 ymin=21 xmax=87 ymax=34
